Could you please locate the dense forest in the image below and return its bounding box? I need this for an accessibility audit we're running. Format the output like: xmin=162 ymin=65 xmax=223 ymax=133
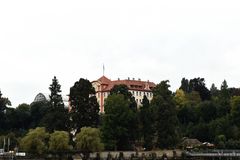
xmin=1 ymin=76 xmax=240 ymax=155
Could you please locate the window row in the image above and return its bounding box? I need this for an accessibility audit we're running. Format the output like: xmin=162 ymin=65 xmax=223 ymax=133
xmin=130 ymin=90 xmax=153 ymax=97
xmin=97 ymin=91 xmax=153 ymax=98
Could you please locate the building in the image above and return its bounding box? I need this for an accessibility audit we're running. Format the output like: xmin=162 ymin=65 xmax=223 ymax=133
xmin=33 ymin=93 xmax=69 ymax=108
xmin=92 ymin=76 xmax=156 ymax=113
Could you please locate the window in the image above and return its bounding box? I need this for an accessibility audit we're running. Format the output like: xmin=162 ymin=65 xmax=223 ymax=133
xmin=136 ymin=91 xmax=138 ymax=96
xmin=132 ymin=91 xmax=135 ymax=95
xmin=139 ymin=91 xmax=142 ymax=96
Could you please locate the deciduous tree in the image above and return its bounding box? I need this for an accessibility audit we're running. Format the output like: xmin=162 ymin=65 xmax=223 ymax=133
xmin=75 ymin=127 xmax=104 ymax=160
xmin=20 ymin=127 xmax=49 ymax=155
xmin=101 ymin=94 xmax=136 ymax=150
xmin=49 ymin=130 xmax=72 ymax=158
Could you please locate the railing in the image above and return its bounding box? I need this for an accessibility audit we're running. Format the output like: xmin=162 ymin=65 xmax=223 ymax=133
xmin=184 ymin=150 xmax=240 ymax=157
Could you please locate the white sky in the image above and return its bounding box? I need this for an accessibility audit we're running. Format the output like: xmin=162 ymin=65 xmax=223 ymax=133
xmin=1 ymin=0 xmax=240 ymax=107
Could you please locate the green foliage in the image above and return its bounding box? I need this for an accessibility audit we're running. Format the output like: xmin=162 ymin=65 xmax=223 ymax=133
xmin=197 ymin=101 xmax=217 ymax=123
xmin=101 ymin=94 xmax=136 ymax=150
xmin=225 ymin=139 xmax=240 ymax=149
xmin=185 ymin=91 xmax=202 ymax=106
xmin=177 ymin=105 xmax=198 ymax=125
xmin=49 ymin=131 xmax=71 ymax=153
xmin=20 ymin=127 xmax=49 ymax=155
xmin=215 ymin=135 xmax=226 ymax=149
xmin=152 ymin=80 xmax=179 ymax=148
xmin=49 ymin=76 xmax=64 ymax=110
xmin=140 ymin=95 xmax=155 ymax=150
xmin=0 ymin=132 xmax=19 ymax=151
xmin=0 ymin=90 xmax=11 ymax=112
xmin=230 ymin=96 xmax=240 ymax=126
xmin=109 ymin=84 xmax=139 ymax=146
xmin=0 ymin=91 xmax=11 ymax=132
xmin=69 ymin=78 xmax=100 ymax=133
xmin=110 ymin=84 xmax=137 ymax=110
xmin=190 ymin=122 xmax=214 ymax=142
xmin=75 ymin=127 xmax=104 ymax=152
xmin=189 ymin=78 xmax=211 ymax=101
xmin=180 ymin=78 xmax=190 ymax=93
xmin=15 ymin=103 xmax=31 ymax=130
xmin=30 ymin=101 xmax=50 ymax=128
xmin=174 ymin=89 xmax=187 ymax=107
xmin=42 ymin=76 xmax=68 ymax=132
xmin=220 ymin=80 xmax=230 ymax=99
xmin=210 ymin=83 xmax=219 ymax=97
xmin=41 ymin=76 xmax=68 ymax=133
xmin=3 ymin=76 xmax=240 ymax=150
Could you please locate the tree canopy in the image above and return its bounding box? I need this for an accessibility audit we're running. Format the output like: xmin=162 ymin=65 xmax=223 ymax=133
xmin=75 ymin=127 xmax=104 ymax=160
xmin=69 ymin=78 xmax=100 ymax=133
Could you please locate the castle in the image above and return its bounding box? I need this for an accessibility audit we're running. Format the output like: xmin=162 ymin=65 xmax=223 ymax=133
xmin=92 ymin=76 xmax=156 ymax=113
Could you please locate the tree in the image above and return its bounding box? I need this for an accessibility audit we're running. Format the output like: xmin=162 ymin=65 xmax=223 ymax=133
xmin=110 ymin=84 xmax=137 ymax=110
xmin=215 ymin=135 xmax=226 ymax=149
xmin=42 ymin=76 xmax=68 ymax=132
xmin=189 ymin=122 xmax=212 ymax=142
xmin=101 ymin=94 xmax=136 ymax=150
xmin=174 ymin=89 xmax=187 ymax=107
xmin=75 ymin=127 xmax=104 ymax=160
xmin=230 ymin=96 xmax=240 ymax=126
xmin=179 ymin=78 xmax=189 ymax=93
xmin=210 ymin=83 xmax=219 ymax=97
xmin=220 ymin=80 xmax=230 ymax=99
xmin=189 ymin=77 xmax=211 ymax=101
xmin=15 ymin=103 xmax=31 ymax=131
xmin=177 ymin=105 xmax=198 ymax=125
xmin=151 ymin=80 xmax=179 ymax=148
xmin=0 ymin=132 xmax=19 ymax=152
xmin=49 ymin=131 xmax=72 ymax=159
xmin=110 ymin=84 xmax=139 ymax=144
xmin=49 ymin=76 xmax=64 ymax=110
xmin=229 ymin=87 xmax=240 ymax=97
xmin=69 ymin=78 xmax=99 ymax=133
xmin=0 ymin=91 xmax=11 ymax=132
xmin=139 ymin=95 xmax=155 ymax=150
xmin=30 ymin=101 xmax=50 ymax=128
xmin=0 ymin=90 xmax=11 ymax=112
xmin=197 ymin=101 xmax=217 ymax=123
xmin=217 ymin=80 xmax=231 ymax=116
xmin=20 ymin=127 xmax=49 ymax=155
xmin=4 ymin=107 xmax=18 ymax=131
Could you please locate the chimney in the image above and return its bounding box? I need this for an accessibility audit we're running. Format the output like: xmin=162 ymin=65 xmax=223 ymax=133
xmin=128 ymin=77 xmax=130 ymax=80
xmin=133 ymin=78 xmax=135 ymax=80
xmin=118 ymin=78 xmax=120 ymax=80
xmin=138 ymin=78 xmax=141 ymax=81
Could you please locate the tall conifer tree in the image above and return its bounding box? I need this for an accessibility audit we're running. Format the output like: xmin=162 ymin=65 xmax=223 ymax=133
xmin=151 ymin=81 xmax=179 ymax=148
xmin=42 ymin=76 xmax=68 ymax=132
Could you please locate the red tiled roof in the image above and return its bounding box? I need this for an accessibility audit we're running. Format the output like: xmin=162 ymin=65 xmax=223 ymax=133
xmin=97 ymin=76 xmax=111 ymax=84
xmin=94 ymin=76 xmax=156 ymax=92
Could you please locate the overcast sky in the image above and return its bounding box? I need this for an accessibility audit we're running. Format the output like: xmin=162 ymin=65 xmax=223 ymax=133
xmin=1 ymin=0 xmax=240 ymax=107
